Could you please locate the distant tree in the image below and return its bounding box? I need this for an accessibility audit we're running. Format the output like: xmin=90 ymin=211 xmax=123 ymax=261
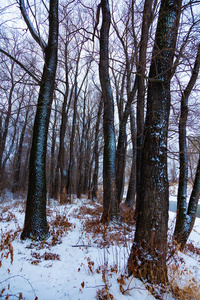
xmin=112 ymin=9 xmax=137 ymax=207
xmin=12 ymin=86 xmax=32 ymax=193
xmin=55 ymin=33 xmax=69 ymax=198
xmin=92 ymin=96 xmax=103 ymax=201
xmin=77 ymin=82 xmax=88 ymax=199
xmin=188 ymin=137 xmax=200 ymax=183
xmin=66 ymin=48 xmax=80 ymax=197
xmin=128 ymin=0 xmax=182 ymax=284
xmin=21 ymin=0 xmax=58 ymax=240
xmin=125 ymin=105 xmax=136 ymax=207
xmin=49 ymin=98 xmax=58 ymax=199
xmin=174 ymin=43 xmax=200 ymax=250
xmin=0 ymin=59 xmax=16 ymax=189
xmin=0 ymin=31 xmax=29 ymax=191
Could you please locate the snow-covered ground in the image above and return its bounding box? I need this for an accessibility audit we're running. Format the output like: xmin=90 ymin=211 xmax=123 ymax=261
xmin=0 ymin=189 xmax=200 ymax=300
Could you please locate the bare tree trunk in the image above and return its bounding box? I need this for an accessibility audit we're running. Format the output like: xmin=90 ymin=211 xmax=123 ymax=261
xmin=53 ymin=61 xmax=71 ymax=199
xmin=77 ymin=84 xmax=87 ymax=199
xmin=113 ymin=13 xmax=137 ymax=206
xmin=21 ymin=0 xmax=58 ymax=240
xmin=174 ymin=43 xmax=200 ymax=250
xmin=99 ymin=0 xmax=117 ymax=222
xmin=92 ymin=97 xmax=103 ymax=201
xmin=13 ymin=101 xmax=30 ymax=193
xmin=49 ymin=99 xmax=58 ymax=199
xmin=58 ymin=38 xmax=69 ymax=195
xmin=128 ymin=0 xmax=181 ymax=284
xmin=66 ymin=50 xmax=79 ymax=197
xmin=135 ymin=0 xmax=154 ymax=218
xmin=0 ymin=79 xmax=15 ymax=189
xmin=2 ymin=88 xmax=23 ymax=175
xmin=125 ymin=105 xmax=136 ymax=208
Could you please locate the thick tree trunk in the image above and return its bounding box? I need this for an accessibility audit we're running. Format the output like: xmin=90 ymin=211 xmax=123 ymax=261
xmin=128 ymin=0 xmax=181 ymax=284
xmin=21 ymin=0 xmax=58 ymax=240
xmin=174 ymin=43 xmax=200 ymax=250
xmin=99 ymin=0 xmax=117 ymax=222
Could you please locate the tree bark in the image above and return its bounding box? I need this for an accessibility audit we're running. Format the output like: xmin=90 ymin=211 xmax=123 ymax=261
xmin=99 ymin=0 xmax=117 ymax=222
xmin=135 ymin=0 xmax=153 ymax=218
xmin=128 ymin=0 xmax=182 ymax=284
xmin=21 ymin=0 xmax=58 ymax=240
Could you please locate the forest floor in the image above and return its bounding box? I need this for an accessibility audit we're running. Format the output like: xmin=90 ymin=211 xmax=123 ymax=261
xmin=0 ymin=187 xmax=200 ymax=300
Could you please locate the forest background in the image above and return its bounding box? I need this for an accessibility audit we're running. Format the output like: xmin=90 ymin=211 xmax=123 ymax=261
xmin=0 ymin=0 xmax=200 ymax=294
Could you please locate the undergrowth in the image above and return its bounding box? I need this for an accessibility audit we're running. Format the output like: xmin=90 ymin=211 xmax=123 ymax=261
xmin=1 ymin=196 xmax=200 ymax=299
xmin=167 ymin=236 xmax=200 ymax=300
xmin=70 ymin=200 xmax=135 ymax=249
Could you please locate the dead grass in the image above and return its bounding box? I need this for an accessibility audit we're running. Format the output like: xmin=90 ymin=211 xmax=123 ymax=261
xmin=30 ymin=251 xmax=60 ymax=265
xmin=120 ymin=202 xmax=136 ymax=226
xmin=168 ymin=242 xmax=200 ymax=300
xmin=184 ymin=242 xmax=200 ymax=257
xmin=0 ymin=232 xmax=14 ymax=266
xmin=70 ymin=200 xmax=135 ymax=248
xmin=96 ymin=285 xmax=114 ymax=300
xmin=48 ymin=212 xmax=73 ymax=246
xmin=1 ymin=195 xmax=200 ymax=300
xmin=171 ymin=282 xmax=200 ymax=300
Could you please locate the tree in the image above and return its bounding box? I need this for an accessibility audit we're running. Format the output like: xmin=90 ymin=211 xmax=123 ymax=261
xmin=0 ymin=28 xmax=32 ymax=191
xmin=135 ymin=0 xmax=154 ymax=217
xmin=128 ymin=0 xmax=182 ymax=284
xmin=92 ymin=96 xmax=103 ymax=201
xmin=0 ymin=59 xmax=16 ymax=189
xmin=56 ymin=36 xmax=69 ymax=198
xmin=49 ymin=98 xmax=58 ymax=199
xmin=98 ymin=0 xmax=118 ymax=222
xmin=21 ymin=0 xmax=58 ymax=240
xmin=66 ymin=48 xmax=80 ymax=197
xmin=12 ymin=86 xmax=32 ymax=193
xmin=112 ymin=8 xmax=137 ymax=207
xmin=173 ymin=43 xmax=200 ymax=250
xmin=125 ymin=105 xmax=137 ymax=207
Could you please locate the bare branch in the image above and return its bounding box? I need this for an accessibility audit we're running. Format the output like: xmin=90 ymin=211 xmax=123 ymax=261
xmin=0 ymin=48 xmax=40 ymax=83
xmin=19 ymin=0 xmax=47 ymax=51
xmin=92 ymin=2 xmax=102 ymax=42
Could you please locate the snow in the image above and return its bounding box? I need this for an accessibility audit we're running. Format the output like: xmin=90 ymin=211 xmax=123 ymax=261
xmin=1 ymin=189 xmax=200 ymax=300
